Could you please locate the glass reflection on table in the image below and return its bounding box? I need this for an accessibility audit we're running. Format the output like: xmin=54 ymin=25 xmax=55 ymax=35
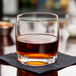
xmin=17 ymin=69 xmax=58 ymax=76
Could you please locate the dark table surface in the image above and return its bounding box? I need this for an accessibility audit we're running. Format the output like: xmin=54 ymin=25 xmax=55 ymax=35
xmin=0 ymin=20 xmax=76 ymax=76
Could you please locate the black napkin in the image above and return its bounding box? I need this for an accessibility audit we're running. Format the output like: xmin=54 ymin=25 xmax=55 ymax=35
xmin=0 ymin=52 xmax=76 ymax=74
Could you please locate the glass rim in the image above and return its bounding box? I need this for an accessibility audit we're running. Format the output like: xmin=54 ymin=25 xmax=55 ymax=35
xmin=17 ymin=12 xmax=58 ymax=21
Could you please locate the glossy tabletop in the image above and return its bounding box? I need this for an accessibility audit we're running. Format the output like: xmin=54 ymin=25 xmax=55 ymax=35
xmin=0 ymin=20 xmax=76 ymax=76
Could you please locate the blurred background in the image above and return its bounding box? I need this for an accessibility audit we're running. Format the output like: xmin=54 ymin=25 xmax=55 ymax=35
xmin=0 ymin=0 xmax=75 ymax=17
xmin=0 ymin=0 xmax=76 ymax=22
xmin=1 ymin=0 xmax=70 ymax=17
xmin=0 ymin=0 xmax=76 ymax=55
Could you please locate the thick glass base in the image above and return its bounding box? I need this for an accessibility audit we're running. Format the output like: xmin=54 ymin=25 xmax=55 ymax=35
xmin=17 ymin=54 xmax=57 ymax=66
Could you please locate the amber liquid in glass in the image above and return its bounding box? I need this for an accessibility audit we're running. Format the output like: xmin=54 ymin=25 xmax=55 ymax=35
xmin=16 ymin=34 xmax=58 ymax=66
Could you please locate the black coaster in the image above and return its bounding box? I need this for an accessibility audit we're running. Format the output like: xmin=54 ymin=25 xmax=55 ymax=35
xmin=0 ymin=52 xmax=76 ymax=74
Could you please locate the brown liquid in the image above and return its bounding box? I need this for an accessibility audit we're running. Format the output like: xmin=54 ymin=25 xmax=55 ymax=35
xmin=16 ymin=34 xmax=58 ymax=59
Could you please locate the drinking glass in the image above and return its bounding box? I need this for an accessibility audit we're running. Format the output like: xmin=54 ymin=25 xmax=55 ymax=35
xmin=16 ymin=12 xmax=59 ymax=66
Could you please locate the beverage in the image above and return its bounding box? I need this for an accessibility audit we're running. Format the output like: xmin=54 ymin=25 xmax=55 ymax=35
xmin=16 ymin=33 xmax=58 ymax=66
xmin=16 ymin=12 xmax=59 ymax=66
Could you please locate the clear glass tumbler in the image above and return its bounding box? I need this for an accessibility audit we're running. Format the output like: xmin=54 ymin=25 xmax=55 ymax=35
xmin=16 ymin=12 xmax=59 ymax=66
